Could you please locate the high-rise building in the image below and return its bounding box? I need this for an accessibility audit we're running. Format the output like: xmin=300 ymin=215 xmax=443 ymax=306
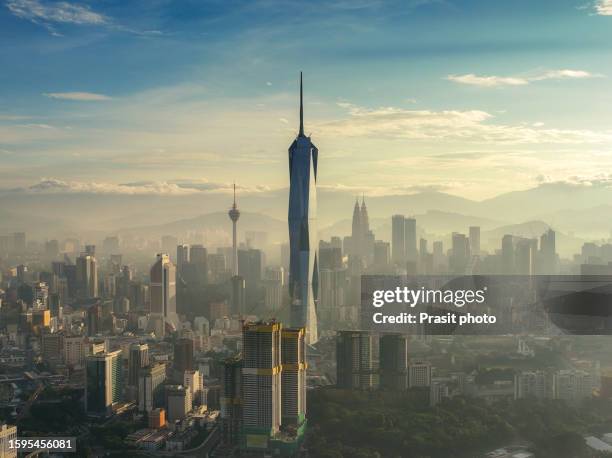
xmin=469 ymin=226 xmax=481 ymax=256
xmin=450 ymin=233 xmax=470 ymax=274
xmin=288 ymin=73 xmax=319 ymax=344
xmin=379 ymin=334 xmax=408 ymax=391
xmin=405 ymin=217 xmax=417 ymax=264
xmin=85 ymin=350 xmax=122 ymax=416
xmin=242 ymin=321 xmax=282 ymax=447
xmin=208 ymin=252 xmax=228 ymax=283
xmin=264 ymin=266 xmax=284 ymax=311
xmin=184 ymin=369 xmax=205 ymax=406
xmin=319 ymin=243 xmax=343 ymax=270
xmin=128 ymin=343 xmax=150 ymax=388
xmin=539 ymin=229 xmax=557 ymax=274
xmin=318 ymin=268 xmax=346 ymax=323
xmin=228 ymin=183 xmax=241 ymax=276
xmin=33 ymin=281 xmax=49 ymax=309
xmin=281 ymin=327 xmax=306 ymax=429
xmin=76 ymin=253 xmax=98 ymax=298
xmin=280 ymin=243 xmax=290 ymax=272
xmin=165 ymin=385 xmax=192 ymax=422
xmin=0 ymin=424 xmax=17 ymax=458
xmin=501 ymin=234 xmax=515 ymax=274
xmin=419 ymin=238 xmax=428 ymax=271
xmin=139 ymin=363 xmax=167 ymax=413
xmin=391 ymin=215 xmax=405 ymax=265
xmin=373 ymin=241 xmax=390 ymax=267
xmin=349 ymin=197 xmax=374 ymax=265
xmin=336 ymin=331 xmax=373 ymax=390
xmin=150 ymin=254 xmax=178 ymax=334
xmin=238 ymin=248 xmax=264 ymax=290
xmin=432 ymin=241 xmax=445 ymax=272
xmin=42 ymin=332 xmax=64 ymax=366
xmin=176 ymin=244 xmax=190 ymax=278
xmin=515 ymin=238 xmax=537 ymax=275
xmin=174 ymin=337 xmax=194 ymax=374
xmin=63 ymin=335 xmax=85 ymax=367
xmin=190 ymin=245 xmax=208 ymax=287
xmin=221 ymin=355 xmax=243 ymax=447
xmin=230 ymin=275 xmax=246 ymax=316
xmin=408 ymin=360 xmax=432 ymax=388
xmin=85 ymin=303 xmax=102 ymax=336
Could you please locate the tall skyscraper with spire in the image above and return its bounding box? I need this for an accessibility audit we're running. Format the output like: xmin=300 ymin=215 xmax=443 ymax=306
xmin=288 ymin=73 xmax=318 ymax=344
xmin=228 ymin=183 xmax=240 ymax=276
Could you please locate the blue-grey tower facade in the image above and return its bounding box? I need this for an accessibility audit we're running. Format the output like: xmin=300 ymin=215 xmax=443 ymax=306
xmin=288 ymin=73 xmax=318 ymax=344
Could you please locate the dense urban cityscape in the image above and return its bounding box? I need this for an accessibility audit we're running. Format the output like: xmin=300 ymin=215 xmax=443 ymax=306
xmin=4 ymin=1 xmax=612 ymax=457
xmin=1 ymin=80 xmax=612 ymax=457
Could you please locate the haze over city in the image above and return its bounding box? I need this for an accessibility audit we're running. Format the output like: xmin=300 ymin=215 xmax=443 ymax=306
xmin=4 ymin=1 xmax=612 ymax=457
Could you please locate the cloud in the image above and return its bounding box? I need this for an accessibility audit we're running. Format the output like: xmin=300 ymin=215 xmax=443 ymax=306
xmin=25 ymin=178 xmax=198 ymax=195
xmin=536 ymin=174 xmax=612 ymax=188
xmin=447 ymin=69 xmax=601 ymax=87
xmin=530 ymin=69 xmax=597 ymax=80
xmin=4 ymin=0 xmax=159 ymax=36
xmin=12 ymin=178 xmax=273 ymax=196
xmin=44 ymin=92 xmax=112 ymax=101
xmin=319 ymin=182 xmax=456 ymax=196
xmin=595 ymin=0 xmax=612 ymax=15
xmin=319 ymin=103 xmax=612 ymax=144
xmin=447 ymin=74 xmax=528 ymax=87
xmin=6 ymin=0 xmax=107 ymax=29
xmin=19 ymin=123 xmax=54 ymax=129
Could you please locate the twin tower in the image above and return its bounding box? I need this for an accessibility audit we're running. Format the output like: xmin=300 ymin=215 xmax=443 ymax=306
xmin=288 ymin=73 xmax=318 ymax=344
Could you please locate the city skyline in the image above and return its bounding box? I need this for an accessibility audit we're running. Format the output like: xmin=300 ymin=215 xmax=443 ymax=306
xmin=4 ymin=2 xmax=612 ymax=457
xmin=2 ymin=0 xmax=612 ymax=200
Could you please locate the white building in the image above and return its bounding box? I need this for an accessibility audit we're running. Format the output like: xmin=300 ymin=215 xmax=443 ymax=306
xmin=553 ymin=370 xmax=593 ymax=402
xmin=0 ymin=424 xmax=17 ymax=458
xmin=514 ymin=371 xmax=553 ymax=400
xmin=184 ymin=369 xmax=206 ymax=407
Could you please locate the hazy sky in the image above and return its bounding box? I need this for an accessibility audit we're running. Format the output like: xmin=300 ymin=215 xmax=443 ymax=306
xmin=2 ymin=0 xmax=612 ymax=200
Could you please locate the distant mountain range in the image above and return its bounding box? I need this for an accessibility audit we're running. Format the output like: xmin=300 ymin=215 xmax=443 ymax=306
xmin=1 ymin=182 xmax=611 ymax=256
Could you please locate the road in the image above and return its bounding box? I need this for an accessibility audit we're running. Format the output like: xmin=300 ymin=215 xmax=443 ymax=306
xmin=16 ymin=382 xmax=45 ymax=422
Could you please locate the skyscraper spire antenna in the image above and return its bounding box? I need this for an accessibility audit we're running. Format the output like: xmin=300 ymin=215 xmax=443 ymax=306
xmin=233 ymin=181 xmax=236 ymax=207
xmin=299 ymin=72 xmax=304 ymax=136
